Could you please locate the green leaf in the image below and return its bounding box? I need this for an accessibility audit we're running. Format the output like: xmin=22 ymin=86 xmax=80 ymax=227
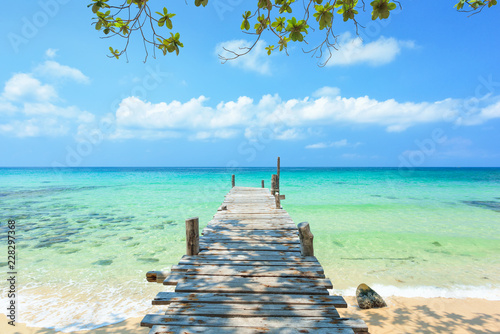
xmin=371 ymin=0 xmax=396 ymax=20
xmin=194 ymin=0 xmax=208 ymax=7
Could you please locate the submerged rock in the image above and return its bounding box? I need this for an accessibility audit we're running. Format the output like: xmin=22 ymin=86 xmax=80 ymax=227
xmin=120 ymin=236 xmax=133 ymax=241
xmin=92 ymin=259 xmax=113 ymax=266
xmin=356 ymin=283 xmax=387 ymax=309
xmin=463 ymin=200 xmax=500 ymax=212
xmin=432 ymin=241 xmax=442 ymax=247
xmin=137 ymin=257 xmax=159 ymax=263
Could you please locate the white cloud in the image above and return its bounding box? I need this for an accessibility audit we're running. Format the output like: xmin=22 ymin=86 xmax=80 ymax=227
xmin=190 ymin=129 xmax=239 ymax=141
xmin=306 ymin=139 xmax=361 ymax=149
xmin=313 ymin=86 xmax=341 ymax=98
xmin=108 ymin=91 xmax=500 ymax=140
xmin=0 ymin=118 xmax=70 ymax=137
xmin=35 ymin=61 xmax=90 ymax=84
xmin=45 ymin=48 xmax=58 ymax=58
xmin=216 ymin=40 xmax=271 ymax=75
xmin=116 ymin=96 xmax=253 ymax=129
xmin=327 ymin=33 xmax=415 ymax=67
xmin=2 ymin=73 xmax=57 ymax=102
xmin=0 ymin=66 xmax=95 ymax=138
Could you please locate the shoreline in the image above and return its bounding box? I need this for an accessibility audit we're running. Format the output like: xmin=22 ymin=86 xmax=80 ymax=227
xmin=2 ymin=297 xmax=499 ymax=334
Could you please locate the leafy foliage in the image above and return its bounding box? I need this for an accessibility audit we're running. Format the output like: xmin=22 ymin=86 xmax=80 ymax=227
xmin=88 ymin=0 xmax=497 ymax=64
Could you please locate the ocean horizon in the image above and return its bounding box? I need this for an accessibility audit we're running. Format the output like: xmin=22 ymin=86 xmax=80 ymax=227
xmin=1 ymin=167 xmax=499 ymax=331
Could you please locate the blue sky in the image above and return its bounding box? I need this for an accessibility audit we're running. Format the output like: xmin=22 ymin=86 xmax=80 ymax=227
xmin=0 ymin=1 xmax=499 ymax=167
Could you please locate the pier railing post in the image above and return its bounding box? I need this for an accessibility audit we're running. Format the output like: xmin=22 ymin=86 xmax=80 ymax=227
xmin=298 ymin=222 xmax=314 ymax=256
xmin=277 ymin=156 xmax=280 ymax=193
xmin=261 ymin=180 xmax=265 ymax=188
xmin=185 ymin=217 xmax=199 ymax=256
xmin=271 ymin=174 xmax=277 ymax=195
xmin=232 ymin=174 xmax=235 ymax=188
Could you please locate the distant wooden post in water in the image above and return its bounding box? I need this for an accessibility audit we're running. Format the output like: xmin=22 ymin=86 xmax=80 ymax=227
xmin=261 ymin=180 xmax=265 ymax=188
xmin=231 ymin=174 xmax=235 ymax=188
xmin=298 ymin=222 xmax=314 ymax=256
xmin=185 ymin=217 xmax=199 ymax=256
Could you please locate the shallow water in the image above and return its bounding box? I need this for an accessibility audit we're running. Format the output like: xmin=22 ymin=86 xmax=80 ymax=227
xmin=0 ymin=167 xmax=499 ymax=331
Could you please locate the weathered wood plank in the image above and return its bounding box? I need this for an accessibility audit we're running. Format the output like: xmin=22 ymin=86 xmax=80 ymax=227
xmin=172 ymin=275 xmax=332 ymax=292
xmin=199 ymin=242 xmax=301 ymax=252
xmin=206 ymin=226 xmax=297 ymax=231
xmin=172 ymin=263 xmax=323 ymax=272
xmin=179 ymin=253 xmax=319 ymax=264
xmin=142 ymin=315 xmax=361 ymax=330
xmin=200 ymin=236 xmax=300 ymax=244
xmin=166 ymin=302 xmax=340 ymax=318
xmin=198 ymin=250 xmax=303 ymax=256
xmin=181 ymin=254 xmax=318 ymax=262
xmin=152 ymin=292 xmax=348 ymax=308
xmin=202 ymin=229 xmax=298 ymax=238
xmin=180 ymin=265 xmax=325 ymax=278
xmin=149 ymin=325 xmax=355 ymax=334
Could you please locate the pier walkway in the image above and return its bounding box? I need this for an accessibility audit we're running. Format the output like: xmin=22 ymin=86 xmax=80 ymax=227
xmin=141 ymin=186 xmax=368 ymax=333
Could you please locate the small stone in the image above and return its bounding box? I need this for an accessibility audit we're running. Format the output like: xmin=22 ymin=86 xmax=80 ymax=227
xmin=432 ymin=241 xmax=442 ymax=247
xmin=120 ymin=236 xmax=133 ymax=241
xmin=356 ymin=283 xmax=387 ymax=309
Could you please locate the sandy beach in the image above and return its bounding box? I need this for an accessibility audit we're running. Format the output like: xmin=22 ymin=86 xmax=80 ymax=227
xmin=2 ymin=297 xmax=499 ymax=334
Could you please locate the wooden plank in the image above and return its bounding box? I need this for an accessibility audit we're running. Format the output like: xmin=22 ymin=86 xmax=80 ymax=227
xmin=199 ymin=242 xmax=301 ymax=252
xmin=200 ymin=236 xmax=300 ymax=244
xmin=172 ymin=262 xmax=323 ymax=272
xmin=203 ymin=227 xmax=299 ymax=240
xmin=213 ymin=214 xmax=292 ymax=220
xmin=180 ymin=265 xmax=325 ymax=278
xmin=198 ymin=250 xmax=305 ymax=256
xmin=209 ymin=224 xmax=297 ymax=231
xmin=165 ymin=302 xmax=340 ymax=318
xmin=172 ymin=275 xmax=332 ymax=292
xmin=142 ymin=315 xmax=359 ymax=329
xmin=153 ymin=292 xmax=348 ymax=308
xmin=181 ymin=254 xmax=318 ymax=262
xmin=149 ymin=325 xmax=354 ymax=334
xmin=208 ymin=221 xmax=296 ymax=227
xmin=202 ymin=228 xmax=298 ymax=237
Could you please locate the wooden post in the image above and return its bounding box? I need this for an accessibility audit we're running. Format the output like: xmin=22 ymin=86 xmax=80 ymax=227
xmin=185 ymin=217 xmax=199 ymax=256
xmin=231 ymin=174 xmax=235 ymax=188
xmin=261 ymin=180 xmax=265 ymax=188
xmin=277 ymin=156 xmax=280 ymax=193
xmin=271 ymin=174 xmax=277 ymax=195
xmin=275 ymin=191 xmax=281 ymax=209
xmin=298 ymin=222 xmax=314 ymax=256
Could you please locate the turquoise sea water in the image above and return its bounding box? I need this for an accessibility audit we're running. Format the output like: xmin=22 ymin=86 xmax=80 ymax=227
xmin=1 ymin=167 xmax=499 ymax=331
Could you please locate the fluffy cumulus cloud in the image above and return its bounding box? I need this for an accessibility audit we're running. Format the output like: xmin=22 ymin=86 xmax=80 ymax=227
xmin=109 ymin=87 xmax=500 ymax=140
xmin=0 ymin=56 xmax=93 ymax=138
xmin=216 ymin=40 xmax=271 ymax=75
xmin=2 ymin=73 xmax=57 ymax=102
xmin=327 ymin=32 xmax=415 ymax=66
xmin=35 ymin=60 xmax=90 ymax=84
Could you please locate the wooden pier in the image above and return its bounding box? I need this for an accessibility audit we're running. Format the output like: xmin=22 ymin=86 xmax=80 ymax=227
xmin=141 ymin=170 xmax=368 ymax=333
